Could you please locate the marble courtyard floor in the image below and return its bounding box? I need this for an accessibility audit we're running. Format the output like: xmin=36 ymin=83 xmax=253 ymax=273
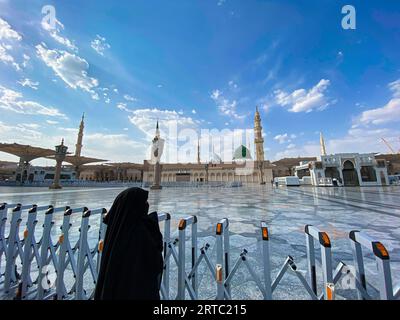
xmin=1 ymin=185 xmax=399 ymax=299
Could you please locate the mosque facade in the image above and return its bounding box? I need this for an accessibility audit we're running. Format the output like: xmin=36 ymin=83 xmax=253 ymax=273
xmin=79 ymin=108 xmax=274 ymax=184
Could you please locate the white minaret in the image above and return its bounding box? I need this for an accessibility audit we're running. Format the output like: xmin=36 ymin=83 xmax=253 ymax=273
xmin=75 ymin=113 xmax=84 ymax=157
xmin=320 ymin=132 xmax=327 ymax=156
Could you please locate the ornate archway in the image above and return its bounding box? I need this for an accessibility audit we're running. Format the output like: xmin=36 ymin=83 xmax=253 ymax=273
xmin=342 ymin=160 xmax=359 ymax=186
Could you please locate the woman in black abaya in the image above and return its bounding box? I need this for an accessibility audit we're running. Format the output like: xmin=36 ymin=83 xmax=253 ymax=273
xmin=94 ymin=187 xmax=163 ymax=300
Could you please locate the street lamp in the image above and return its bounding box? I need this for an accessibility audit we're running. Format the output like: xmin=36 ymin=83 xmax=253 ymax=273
xmin=49 ymin=139 xmax=68 ymax=189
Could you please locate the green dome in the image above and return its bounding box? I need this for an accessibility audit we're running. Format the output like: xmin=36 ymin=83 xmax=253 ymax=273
xmin=233 ymin=145 xmax=252 ymax=160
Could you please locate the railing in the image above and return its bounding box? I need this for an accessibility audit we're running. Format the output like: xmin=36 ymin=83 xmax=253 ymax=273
xmin=0 ymin=202 xmax=399 ymax=300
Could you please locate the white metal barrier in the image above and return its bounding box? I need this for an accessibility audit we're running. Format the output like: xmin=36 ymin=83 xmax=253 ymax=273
xmin=0 ymin=201 xmax=399 ymax=300
xmin=349 ymin=230 xmax=400 ymax=300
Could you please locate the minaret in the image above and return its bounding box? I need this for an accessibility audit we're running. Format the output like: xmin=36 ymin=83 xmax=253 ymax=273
xmin=197 ymin=137 xmax=201 ymax=164
xmin=75 ymin=113 xmax=84 ymax=157
xmin=320 ymin=132 xmax=327 ymax=156
xmin=254 ymin=106 xmax=265 ymax=162
xmin=155 ymin=120 xmax=160 ymax=139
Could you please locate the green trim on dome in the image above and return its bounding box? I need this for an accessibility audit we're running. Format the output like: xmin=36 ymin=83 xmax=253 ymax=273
xmin=233 ymin=145 xmax=252 ymax=160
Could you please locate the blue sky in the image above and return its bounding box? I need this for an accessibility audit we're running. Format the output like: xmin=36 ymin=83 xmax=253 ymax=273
xmin=0 ymin=0 xmax=400 ymax=164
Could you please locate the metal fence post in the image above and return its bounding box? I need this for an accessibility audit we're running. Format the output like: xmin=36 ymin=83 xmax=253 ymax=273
xmin=4 ymin=204 xmax=22 ymax=294
xmin=261 ymin=222 xmax=272 ymax=300
xmin=75 ymin=209 xmax=91 ymax=300
xmin=349 ymin=231 xmax=394 ymax=300
xmin=305 ymin=225 xmax=317 ymax=295
xmin=191 ymin=216 xmax=198 ymax=295
xmin=20 ymin=205 xmax=39 ymax=299
xmin=349 ymin=230 xmax=366 ymax=300
xmin=223 ymin=219 xmax=230 ymax=297
xmin=0 ymin=203 xmax=7 ymax=271
xmin=162 ymin=213 xmax=171 ymax=299
xmin=36 ymin=206 xmax=55 ymax=299
xmin=216 ymin=221 xmax=224 ymax=300
xmin=56 ymin=208 xmax=73 ymax=300
xmin=216 ymin=264 xmax=224 ymax=300
xmin=177 ymin=218 xmax=186 ymax=300
xmin=96 ymin=209 xmax=108 ymax=276
xmin=372 ymin=241 xmax=393 ymax=299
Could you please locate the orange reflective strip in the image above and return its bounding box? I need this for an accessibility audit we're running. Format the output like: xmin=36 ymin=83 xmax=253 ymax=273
xmin=59 ymin=233 xmax=64 ymax=244
xmin=216 ymin=223 xmax=222 ymax=235
xmin=376 ymin=242 xmax=389 ymax=258
xmin=216 ymin=265 xmax=223 ymax=282
xmin=23 ymin=229 xmax=28 ymax=239
xmin=98 ymin=240 xmax=104 ymax=252
xmin=262 ymin=228 xmax=269 ymax=240
xmin=178 ymin=219 xmax=186 ymax=230
xmin=321 ymin=232 xmax=331 ymax=247
xmin=326 ymin=283 xmax=335 ymax=300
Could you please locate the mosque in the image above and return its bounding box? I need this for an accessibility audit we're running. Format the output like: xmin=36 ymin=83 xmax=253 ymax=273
xmin=0 ymin=108 xmax=275 ymax=185
xmin=79 ymin=108 xmax=275 ymax=184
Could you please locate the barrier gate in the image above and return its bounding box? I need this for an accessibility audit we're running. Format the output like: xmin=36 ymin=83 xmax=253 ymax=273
xmin=0 ymin=202 xmax=399 ymax=300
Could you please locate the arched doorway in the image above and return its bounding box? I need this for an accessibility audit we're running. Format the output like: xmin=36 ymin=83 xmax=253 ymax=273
xmin=342 ymin=160 xmax=359 ymax=186
xmin=380 ymin=172 xmax=387 ymax=186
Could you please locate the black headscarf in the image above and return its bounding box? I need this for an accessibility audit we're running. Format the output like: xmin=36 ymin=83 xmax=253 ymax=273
xmin=94 ymin=187 xmax=163 ymax=300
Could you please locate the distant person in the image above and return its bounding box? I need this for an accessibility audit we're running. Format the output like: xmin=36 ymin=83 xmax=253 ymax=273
xmin=94 ymin=187 xmax=163 ymax=300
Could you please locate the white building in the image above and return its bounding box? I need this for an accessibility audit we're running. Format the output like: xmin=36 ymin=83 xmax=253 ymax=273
xmin=308 ymin=153 xmax=389 ymax=186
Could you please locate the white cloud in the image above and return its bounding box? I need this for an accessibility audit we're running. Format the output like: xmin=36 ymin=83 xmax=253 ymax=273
xmin=0 ymin=43 xmax=20 ymax=70
xmin=192 ymin=109 xmax=196 ymax=114
xmin=127 ymin=108 xmax=198 ymax=138
xmin=0 ymin=18 xmax=21 ymax=41
xmin=274 ymin=79 xmax=332 ymax=113
xmin=18 ymin=78 xmax=39 ymax=90
xmin=123 ymin=94 xmax=136 ymax=102
xmin=46 ymin=120 xmax=59 ymax=125
xmin=210 ymin=89 xmax=245 ymax=120
xmin=274 ymin=133 xmax=289 ymax=144
xmin=117 ymin=102 xmax=129 ymax=112
xmin=41 ymin=18 xmax=77 ymax=51
xmin=228 ymin=80 xmax=238 ymax=89
xmin=36 ymin=43 xmax=99 ymax=99
xmin=91 ymin=35 xmax=110 ymax=56
xmin=0 ymin=18 xmax=22 ymax=70
xmin=357 ymin=79 xmax=400 ymax=126
xmin=0 ymin=85 xmax=66 ymax=118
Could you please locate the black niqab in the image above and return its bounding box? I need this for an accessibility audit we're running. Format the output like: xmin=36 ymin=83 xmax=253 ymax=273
xmin=94 ymin=187 xmax=163 ymax=300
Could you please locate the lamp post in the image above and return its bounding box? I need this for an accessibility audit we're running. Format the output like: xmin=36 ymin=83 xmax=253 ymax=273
xmin=50 ymin=139 xmax=68 ymax=189
xmin=205 ymin=163 xmax=209 ymax=183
